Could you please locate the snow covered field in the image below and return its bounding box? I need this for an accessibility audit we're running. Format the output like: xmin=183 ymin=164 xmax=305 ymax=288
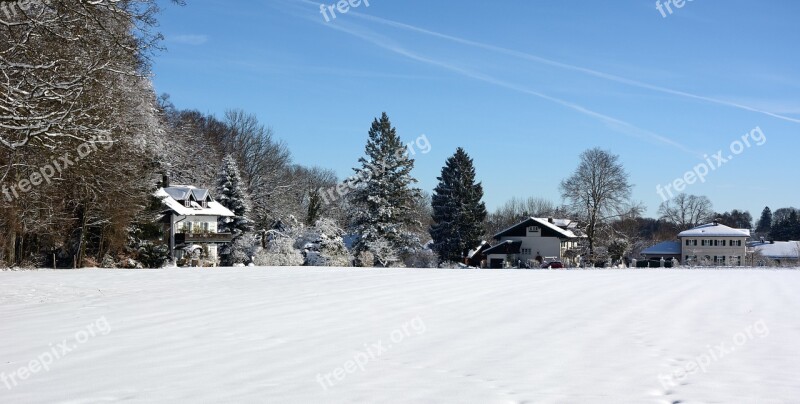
xmin=1 ymin=268 xmax=799 ymax=403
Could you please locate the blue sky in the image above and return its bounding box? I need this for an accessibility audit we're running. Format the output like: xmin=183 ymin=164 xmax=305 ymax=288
xmin=151 ymin=0 xmax=800 ymax=219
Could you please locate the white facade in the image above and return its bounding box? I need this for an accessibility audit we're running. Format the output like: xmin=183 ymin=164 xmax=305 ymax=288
xmin=156 ymin=186 xmax=235 ymax=267
xmin=487 ymin=218 xmax=583 ymax=268
xmin=678 ymin=223 xmax=750 ymax=266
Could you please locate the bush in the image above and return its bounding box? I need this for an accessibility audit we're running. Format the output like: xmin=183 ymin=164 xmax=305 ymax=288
xmin=100 ymin=254 xmax=117 ymax=268
xmin=254 ymin=235 xmax=304 ymax=267
xmin=137 ymin=243 xmax=170 ymax=268
xmin=403 ymin=249 xmax=438 ymax=268
xmin=298 ymin=219 xmax=350 ymax=267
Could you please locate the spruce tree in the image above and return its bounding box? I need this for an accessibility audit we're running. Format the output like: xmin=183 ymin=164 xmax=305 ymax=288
xmin=430 ymin=148 xmax=488 ymax=263
xmin=217 ymin=154 xmax=253 ymax=236
xmin=756 ymin=206 xmax=772 ymax=235
xmin=770 ymin=210 xmax=800 ymax=241
xmin=349 ymin=113 xmax=421 ymax=265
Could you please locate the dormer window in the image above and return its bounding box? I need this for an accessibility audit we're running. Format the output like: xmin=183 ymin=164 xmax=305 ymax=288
xmin=184 ymin=199 xmax=191 ymax=207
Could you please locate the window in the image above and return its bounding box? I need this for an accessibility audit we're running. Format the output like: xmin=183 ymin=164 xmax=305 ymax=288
xmin=521 ymin=248 xmax=531 ymax=255
xmin=722 ymin=240 xmax=727 ymax=247
xmin=527 ymin=226 xmax=540 ymax=233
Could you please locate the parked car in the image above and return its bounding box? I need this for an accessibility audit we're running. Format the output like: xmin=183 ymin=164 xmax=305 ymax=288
xmin=542 ymin=261 xmax=564 ymax=269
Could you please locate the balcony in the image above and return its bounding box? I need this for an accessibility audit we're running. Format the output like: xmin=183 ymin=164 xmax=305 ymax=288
xmin=174 ymin=232 xmax=233 ymax=244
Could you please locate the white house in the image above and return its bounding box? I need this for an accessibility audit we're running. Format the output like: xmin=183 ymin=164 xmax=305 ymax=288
xmin=155 ymin=185 xmax=235 ymax=266
xmin=485 ymin=217 xmax=583 ymax=268
xmin=678 ymin=221 xmax=751 ymax=266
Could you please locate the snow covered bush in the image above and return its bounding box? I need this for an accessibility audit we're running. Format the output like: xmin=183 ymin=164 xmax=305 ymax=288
xmin=297 ymin=219 xmax=351 ymax=267
xmin=100 ymin=254 xmax=117 ymax=269
xmin=367 ymin=238 xmax=401 ymax=268
xmin=403 ymin=248 xmax=438 ymax=268
xmin=229 ymin=233 xmax=262 ymax=266
xmin=356 ymin=250 xmax=375 ymax=268
xmin=254 ymin=231 xmax=304 ymax=267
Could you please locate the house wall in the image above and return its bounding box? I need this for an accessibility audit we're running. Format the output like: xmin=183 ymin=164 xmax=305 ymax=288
xmin=487 ymin=253 xmax=514 ymax=268
xmin=680 ymin=236 xmax=748 ymax=265
xmin=175 ymin=215 xmax=219 ymax=233
xmin=498 ymin=236 xmax=563 ymax=262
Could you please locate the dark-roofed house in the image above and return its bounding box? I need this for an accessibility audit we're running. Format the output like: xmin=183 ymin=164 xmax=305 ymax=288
xmin=155 ymin=185 xmax=235 ymax=266
xmin=487 ymin=217 xmax=583 ymax=268
xmin=483 ymin=240 xmax=523 ymax=269
xmin=465 ymin=241 xmax=492 ymax=267
xmin=641 ymin=241 xmax=682 ymax=262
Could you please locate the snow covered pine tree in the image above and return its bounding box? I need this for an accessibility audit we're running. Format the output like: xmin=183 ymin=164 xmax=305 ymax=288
xmin=348 ymin=113 xmax=421 ymax=267
xmin=216 ymin=155 xmax=254 ymax=265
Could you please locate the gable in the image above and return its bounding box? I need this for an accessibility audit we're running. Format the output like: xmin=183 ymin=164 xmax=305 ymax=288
xmin=493 ymin=218 xmax=576 ymax=240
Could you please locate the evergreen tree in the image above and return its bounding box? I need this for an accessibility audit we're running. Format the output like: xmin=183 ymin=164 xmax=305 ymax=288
xmin=348 ymin=113 xmax=421 ymax=266
xmin=770 ymin=210 xmax=800 ymax=241
xmin=756 ymin=206 xmax=773 ymax=235
xmin=430 ymin=148 xmax=487 ymax=263
xmin=216 ymin=155 xmax=254 ymax=265
xmin=216 ymin=154 xmax=253 ymax=235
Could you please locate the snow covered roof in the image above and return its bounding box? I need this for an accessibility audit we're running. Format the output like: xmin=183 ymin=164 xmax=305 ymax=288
xmin=163 ymin=186 xmax=210 ymax=202
xmin=155 ymin=186 xmax=234 ymax=217
xmin=641 ymin=241 xmax=682 ymax=256
xmin=678 ymin=223 xmax=751 ymax=238
xmin=493 ymin=217 xmax=582 ymax=240
xmin=749 ymin=241 xmax=800 ymax=259
xmin=467 ymin=241 xmax=491 ymax=259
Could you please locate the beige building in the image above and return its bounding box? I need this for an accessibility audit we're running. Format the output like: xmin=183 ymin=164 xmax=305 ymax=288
xmin=678 ymin=222 xmax=750 ymax=266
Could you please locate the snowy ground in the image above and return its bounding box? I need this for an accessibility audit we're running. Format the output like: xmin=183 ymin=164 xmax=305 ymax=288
xmin=1 ymin=268 xmax=799 ymax=403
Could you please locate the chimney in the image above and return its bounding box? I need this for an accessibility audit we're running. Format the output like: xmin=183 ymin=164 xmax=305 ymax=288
xmin=548 ymin=218 xmax=555 ymax=224
xmin=162 ymin=173 xmax=170 ymax=188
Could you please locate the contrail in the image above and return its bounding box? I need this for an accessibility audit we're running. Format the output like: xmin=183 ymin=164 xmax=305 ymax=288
xmin=275 ymin=0 xmax=701 ymax=154
xmin=343 ymin=9 xmax=800 ymax=125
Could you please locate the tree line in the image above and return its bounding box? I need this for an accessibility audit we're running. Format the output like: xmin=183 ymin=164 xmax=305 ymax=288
xmin=1 ymin=1 xmax=794 ymax=269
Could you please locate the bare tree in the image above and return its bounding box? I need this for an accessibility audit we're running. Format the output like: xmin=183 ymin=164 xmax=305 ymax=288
xmin=222 ymin=110 xmax=292 ymax=228
xmin=0 ymin=0 xmax=182 ymax=152
xmin=560 ymin=148 xmax=633 ymax=258
xmin=658 ymin=193 xmax=714 ymax=230
xmin=484 ymin=196 xmax=558 ymax=238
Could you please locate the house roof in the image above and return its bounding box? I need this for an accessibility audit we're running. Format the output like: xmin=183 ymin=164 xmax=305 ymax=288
xmin=467 ymin=241 xmax=491 ymax=259
xmin=484 ymin=240 xmax=522 ymax=255
xmin=493 ymin=217 xmax=581 ymax=240
xmin=678 ymin=223 xmax=751 ymax=238
xmin=642 ymin=241 xmax=682 ymax=256
xmin=155 ymin=186 xmax=235 ymax=217
xmin=749 ymin=241 xmax=800 ymax=259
